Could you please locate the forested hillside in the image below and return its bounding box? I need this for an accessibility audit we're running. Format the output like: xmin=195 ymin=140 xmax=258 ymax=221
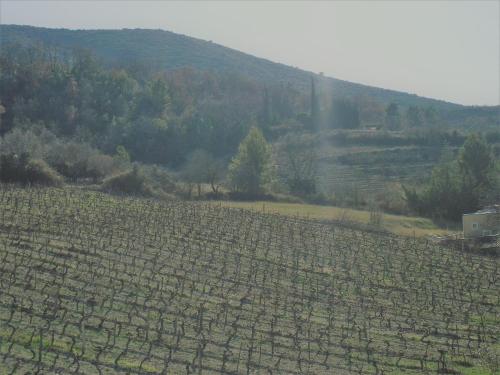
xmin=0 ymin=41 xmax=307 ymax=166
xmin=0 ymin=24 xmax=476 ymax=110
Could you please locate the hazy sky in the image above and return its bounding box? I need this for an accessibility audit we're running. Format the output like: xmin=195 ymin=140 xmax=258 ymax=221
xmin=1 ymin=0 xmax=499 ymax=106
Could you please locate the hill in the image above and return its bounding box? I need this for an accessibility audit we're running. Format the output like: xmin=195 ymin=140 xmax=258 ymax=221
xmin=0 ymin=24 xmax=466 ymax=111
xmin=0 ymin=185 xmax=498 ymax=374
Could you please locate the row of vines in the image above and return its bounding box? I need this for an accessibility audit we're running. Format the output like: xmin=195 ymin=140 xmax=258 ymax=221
xmin=0 ymin=186 xmax=498 ymax=374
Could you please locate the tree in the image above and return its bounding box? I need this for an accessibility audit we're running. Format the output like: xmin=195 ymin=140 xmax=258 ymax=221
xmin=205 ymin=158 xmax=226 ymax=195
xmin=280 ymin=135 xmax=317 ymax=195
xmin=404 ymin=134 xmax=497 ymax=221
xmin=423 ymin=107 xmax=438 ymax=127
xmin=259 ymin=87 xmax=273 ymax=135
xmin=385 ymin=103 xmax=401 ymax=130
xmin=0 ymin=153 xmax=63 ymax=186
xmin=134 ymin=77 xmax=170 ymax=119
xmin=182 ymin=149 xmax=225 ymax=197
xmin=458 ymin=133 xmax=494 ymax=190
xmin=115 ymin=145 xmax=131 ymax=164
xmin=0 ymin=102 xmax=5 ymax=132
xmin=331 ymin=99 xmax=360 ymax=129
xmin=228 ymin=127 xmax=272 ymax=195
xmin=310 ymin=77 xmax=320 ymax=131
xmin=406 ymin=106 xmax=423 ymax=128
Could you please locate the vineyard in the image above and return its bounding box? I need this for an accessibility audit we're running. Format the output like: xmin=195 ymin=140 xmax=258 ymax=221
xmin=0 ymin=186 xmax=498 ymax=374
xmin=315 ymin=146 xmax=441 ymax=196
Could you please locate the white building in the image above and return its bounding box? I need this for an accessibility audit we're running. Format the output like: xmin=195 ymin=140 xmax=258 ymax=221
xmin=463 ymin=205 xmax=500 ymax=238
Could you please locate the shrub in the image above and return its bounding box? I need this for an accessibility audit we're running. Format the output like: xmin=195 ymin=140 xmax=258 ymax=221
xmin=86 ymin=154 xmax=120 ymax=183
xmin=305 ymin=192 xmax=334 ymax=206
xmin=369 ymin=206 xmax=384 ymax=227
xmin=47 ymin=142 xmax=94 ymax=181
xmin=0 ymin=128 xmax=50 ymax=159
xmin=47 ymin=142 xmax=125 ymax=182
xmin=1 ymin=129 xmax=123 ymax=183
xmin=0 ymin=153 xmax=63 ymax=186
xmin=141 ymin=165 xmax=177 ymax=194
xmin=375 ymin=183 xmax=408 ymax=215
xmin=331 ymin=184 xmax=367 ymax=208
xmin=102 ymin=165 xmax=154 ymax=196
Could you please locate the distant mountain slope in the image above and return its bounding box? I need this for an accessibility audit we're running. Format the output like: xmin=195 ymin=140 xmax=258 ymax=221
xmin=0 ymin=24 xmax=465 ymax=111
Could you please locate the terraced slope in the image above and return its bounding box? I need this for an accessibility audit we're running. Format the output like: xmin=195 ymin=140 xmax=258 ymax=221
xmin=0 ymin=186 xmax=498 ymax=374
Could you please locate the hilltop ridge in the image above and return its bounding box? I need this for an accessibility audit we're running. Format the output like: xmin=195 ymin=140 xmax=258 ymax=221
xmin=0 ymin=24 xmax=468 ymax=111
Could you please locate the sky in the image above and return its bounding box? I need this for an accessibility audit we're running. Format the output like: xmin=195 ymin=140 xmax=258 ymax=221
xmin=1 ymin=0 xmax=499 ymax=106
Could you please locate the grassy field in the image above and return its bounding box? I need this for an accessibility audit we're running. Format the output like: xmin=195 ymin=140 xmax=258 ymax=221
xmin=0 ymin=186 xmax=498 ymax=374
xmin=217 ymin=201 xmax=460 ymax=237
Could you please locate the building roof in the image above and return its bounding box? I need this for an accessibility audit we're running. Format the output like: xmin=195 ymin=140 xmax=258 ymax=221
xmin=463 ymin=205 xmax=500 ymax=216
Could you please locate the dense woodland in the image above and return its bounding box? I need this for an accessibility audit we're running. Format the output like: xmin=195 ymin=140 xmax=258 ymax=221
xmin=0 ymin=42 xmax=451 ymax=161
xmin=0 ymin=43 xmax=441 ymax=161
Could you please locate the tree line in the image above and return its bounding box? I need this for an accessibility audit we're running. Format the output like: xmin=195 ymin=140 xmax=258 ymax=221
xmin=404 ymin=134 xmax=500 ymax=221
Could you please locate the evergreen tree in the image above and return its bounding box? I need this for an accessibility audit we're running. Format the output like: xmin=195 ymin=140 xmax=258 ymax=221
xmin=406 ymin=106 xmax=423 ymax=128
xmin=228 ymin=127 xmax=271 ymax=194
xmin=281 ymin=135 xmax=317 ymax=195
xmin=458 ymin=133 xmax=494 ymax=190
xmin=331 ymin=99 xmax=360 ymax=129
xmin=385 ymin=103 xmax=401 ymax=130
xmin=424 ymin=107 xmax=438 ymax=127
xmin=259 ymin=87 xmax=272 ymax=135
xmin=0 ymin=103 xmax=5 ymax=132
xmin=310 ymin=77 xmax=320 ymax=131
